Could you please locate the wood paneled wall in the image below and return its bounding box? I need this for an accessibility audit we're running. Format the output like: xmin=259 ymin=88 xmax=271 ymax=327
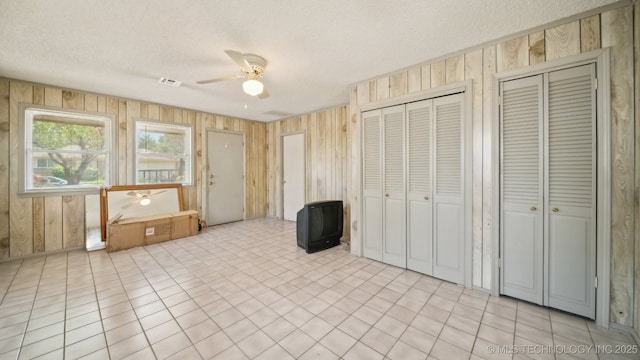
xmin=601 ymin=8 xmax=634 ymax=328
xmin=350 ymin=6 xmax=635 ymax=327
xmin=265 ymin=106 xmax=351 ymax=239
xmin=0 ymin=79 xmax=268 ymax=260
xmin=0 ymin=81 xmax=9 ymax=258
xmin=633 ymin=0 xmax=640 ymax=340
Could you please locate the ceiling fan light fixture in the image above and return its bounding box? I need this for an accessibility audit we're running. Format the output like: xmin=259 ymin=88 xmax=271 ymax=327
xmin=242 ymin=78 xmax=264 ymax=96
xmin=140 ymin=198 xmax=151 ymax=206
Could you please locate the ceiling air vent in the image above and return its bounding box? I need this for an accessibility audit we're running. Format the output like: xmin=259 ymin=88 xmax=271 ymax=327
xmin=264 ymin=110 xmax=294 ymax=118
xmin=158 ymin=77 xmax=182 ymax=87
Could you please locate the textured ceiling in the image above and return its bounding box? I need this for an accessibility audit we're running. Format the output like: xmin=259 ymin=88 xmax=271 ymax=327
xmin=0 ymin=0 xmax=621 ymax=122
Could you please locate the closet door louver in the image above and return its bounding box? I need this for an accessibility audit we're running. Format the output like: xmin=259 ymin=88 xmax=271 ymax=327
xmin=406 ymin=100 xmax=433 ymax=275
xmin=363 ymin=114 xmax=381 ymax=192
xmin=435 ymin=106 xmax=461 ymax=196
xmin=547 ymin=71 xmax=594 ymax=208
xmin=362 ymin=110 xmax=383 ymax=261
xmin=408 ymin=104 xmax=431 ymax=194
xmin=382 ymin=105 xmax=406 ymax=268
xmin=433 ymin=94 xmax=464 ymax=284
xmin=500 ymin=75 xmax=544 ymax=305
xmin=545 ymin=64 xmax=596 ymax=318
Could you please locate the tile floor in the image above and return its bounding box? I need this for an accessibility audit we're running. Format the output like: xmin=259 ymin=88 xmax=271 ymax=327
xmin=0 ymin=218 xmax=637 ymax=360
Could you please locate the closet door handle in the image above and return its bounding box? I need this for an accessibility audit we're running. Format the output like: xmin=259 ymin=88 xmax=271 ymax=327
xmin=530 ymin=207 xmax=536 ymax=212
xmin=552 ymin=208 xmax=559 ymax=213
xmin=385 ymin=193 xmax=389 ymax=197
xmin=424 ymin=196 xmax=429 ymax=200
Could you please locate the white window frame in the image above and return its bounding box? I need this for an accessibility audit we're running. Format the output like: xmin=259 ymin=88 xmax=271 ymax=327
xmin=134 ymin=119 xmax=193 ymax=186
xmin=20 ymin=104 xmax=115 ymax=196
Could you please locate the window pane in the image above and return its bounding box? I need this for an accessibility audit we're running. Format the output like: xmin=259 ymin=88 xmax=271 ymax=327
xmin=136 ymin=121 xmax=191 ymax=185
xmin=137 ymin=155 xmax=189 ymax=184
xmin=31 ymin=153 xmax=107 ymax=188
xmin=138 ymin=132 xmax=186 ymax=155
xmin=33 ymin=117 xmax=105 ymax=151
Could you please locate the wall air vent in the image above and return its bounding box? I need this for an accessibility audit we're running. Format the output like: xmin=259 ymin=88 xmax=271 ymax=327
xmin=158 ymin=77 xmax=182 ymax=87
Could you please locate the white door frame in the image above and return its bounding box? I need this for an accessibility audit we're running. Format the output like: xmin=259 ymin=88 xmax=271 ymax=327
xmin=281 ymin=131 xmax=306 ymax=220
xmin=205 ymin=129 xmax=246 ymax=225
xmin=356 ymin=81 xmax=473 ymax=287
xmin=492 ymin=49 xmax=611 ymax=327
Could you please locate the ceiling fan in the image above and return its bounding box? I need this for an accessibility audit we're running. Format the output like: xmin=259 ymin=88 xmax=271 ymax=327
xmin=122 ymin=190 xmax=167 ymax=209
xmin=197 ymin=49 xmax=270 ymax=98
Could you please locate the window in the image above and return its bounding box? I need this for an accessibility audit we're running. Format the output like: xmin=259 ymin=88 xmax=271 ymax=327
xmin=135 ymin=120 xmax=192 ymax=186
xmin=36 ymin=159 xmax=56 ymax=168
xmin=22 ymin=106 xmax=113 ymax=194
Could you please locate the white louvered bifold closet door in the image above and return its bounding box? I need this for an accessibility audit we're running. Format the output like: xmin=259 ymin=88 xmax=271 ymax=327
xmin=432 ymin=94 xmax=465 ymax=284
xmin=500 ymin=75 xmax=544 ymax=305
xmin=545 ymin=64 xmax=596 ymax=319
xmin=500 ymin=65 xmax=597 ymax=319
xmin=406 ymin=100 xmax=433 ymax=275
xmin=362 ymin=110 xmax=383 ymax=261
xmin=382 ymin=105 xmax=407 ymax=268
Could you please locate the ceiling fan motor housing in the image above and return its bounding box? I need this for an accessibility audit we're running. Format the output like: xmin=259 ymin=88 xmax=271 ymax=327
xmin=243 ymin=54 xmax=267 ymax=76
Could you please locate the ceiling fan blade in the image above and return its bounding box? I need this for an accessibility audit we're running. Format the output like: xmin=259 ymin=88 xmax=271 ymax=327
xmin=126 ymin=191 xmax=139 ymax=197
xmin=149 ymin=190 xmax=167 ymax=198
xmin=197 ymin=75 xmax=243 ymax=84
xmin=122 ymin=198 xmax=139 ymax=209
xmin=225 ymin=49 xmax=252 ymax=72
xmin=258 ymin=86 xmax=270 ymax=99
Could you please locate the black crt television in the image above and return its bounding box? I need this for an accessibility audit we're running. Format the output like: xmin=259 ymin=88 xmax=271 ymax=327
xmin=296 ymin=200 xmax=343 ymax=253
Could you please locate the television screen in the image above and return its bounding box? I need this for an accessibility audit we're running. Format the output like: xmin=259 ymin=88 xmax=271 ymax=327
xmin=297 ymin=200 xmax=343 ymax=253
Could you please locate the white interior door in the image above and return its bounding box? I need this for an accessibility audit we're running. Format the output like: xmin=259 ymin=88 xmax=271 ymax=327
xmin=500 ymin=75 xmax=544 ymax=305
xmin=283 ymin=133 xmax=305 ymax=221
xmin=545 ymin=64 xmax=596 ymax=318
xmin=406 ymin=100 xmax=433 ymax=275
xmin=207 ymin=130 xmax=244 ymax=225
xmin=432 ymin=94 xmax=465 ymax=284
xmin=382 ymin=105 xmax=406 ymax=268
xmin=362 ymin=110 xmax=383 ymax=261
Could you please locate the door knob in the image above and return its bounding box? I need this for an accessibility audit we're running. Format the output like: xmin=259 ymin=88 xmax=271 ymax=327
xmin=209 ymin=182 xmax=215 ymax=185
xmin=530 ymin=207 xmax=536 ymax=212
xmin=209 ymin=174 xmax=214 ymax=178
xmin=385 ymin=194 xmax=389 ymax=197
xmin=424 ymin=196 xmax=429 ymax=200
xmin=283 ymin=180 xmax=287 ymax=184
xmin=552 ymin=208 xmax=559 ymax=213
